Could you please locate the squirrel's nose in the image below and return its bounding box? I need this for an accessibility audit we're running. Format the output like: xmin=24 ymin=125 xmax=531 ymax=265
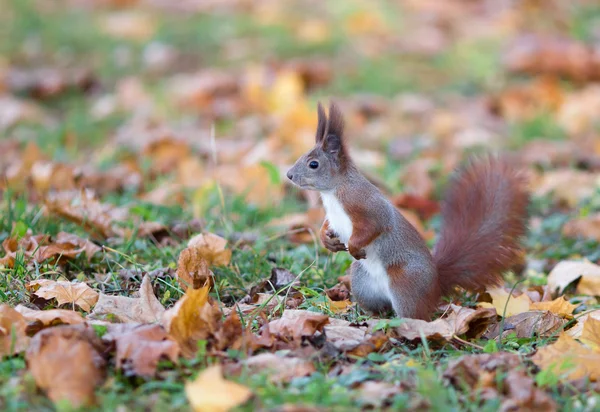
xmin=286 ymin=171 xmax=293 ymax=181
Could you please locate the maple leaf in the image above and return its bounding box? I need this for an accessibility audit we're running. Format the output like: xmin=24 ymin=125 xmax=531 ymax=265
xmin=176 ymin=246 xmax=215 ymax=290
xmin=28 ymin=280 xmax=99 ymax=312
xmin=530 ymin=296 xmax=578 ymax=317
xmin=480 ymin=287 xmax=531 ymax=317
xmin=103 ymin=323 xmax=180 ymax=378
xmin=89 ymin=274 xmax=165 ymax=323
xmin=185 ymin=365 xmax=252 ymax=412
xmin=187 ymin=232 xmax=232 ymax=266
xmin=267 ymin=309 xmax=330 ymax=343
xmin=162 ymin=285 xmax=221 ymax=358
xmin=0 ymin=304 xmax=30 ymax=356
xmin=26 ymin=325 xmax=106 ymax=407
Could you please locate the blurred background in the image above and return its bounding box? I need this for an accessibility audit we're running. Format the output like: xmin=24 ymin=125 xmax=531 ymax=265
xmin=2 ymin=0 xmax=600 ymax=255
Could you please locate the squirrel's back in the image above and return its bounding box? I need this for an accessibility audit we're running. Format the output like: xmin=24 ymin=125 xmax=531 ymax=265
xmin=433 ymin=156 xmax=529 ymax=296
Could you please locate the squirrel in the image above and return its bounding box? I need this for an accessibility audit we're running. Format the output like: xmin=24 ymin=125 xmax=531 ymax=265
xmin=286 ymin=102 xmax=529 ymax=320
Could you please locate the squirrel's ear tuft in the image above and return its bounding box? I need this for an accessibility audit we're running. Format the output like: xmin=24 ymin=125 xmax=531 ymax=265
xmin=315 ymin=102 xmax=327 ymax=143
xmin=326 ymin=102 xmax=345 ymax=140
xmin=323 ymin=133 xmax=342 ymax=155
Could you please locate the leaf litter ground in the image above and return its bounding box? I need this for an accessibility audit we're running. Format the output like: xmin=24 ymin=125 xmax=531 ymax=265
xmin=2 ymin=0 xmax=600 ymax=411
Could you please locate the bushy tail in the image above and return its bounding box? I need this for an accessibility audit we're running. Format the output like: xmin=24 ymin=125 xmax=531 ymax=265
xmin=433 ymin=156 xmax=529 ymax=296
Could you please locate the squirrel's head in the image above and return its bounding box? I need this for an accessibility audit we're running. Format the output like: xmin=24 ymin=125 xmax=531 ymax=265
xmin=286 ymin=102 xmax=350 ymax=192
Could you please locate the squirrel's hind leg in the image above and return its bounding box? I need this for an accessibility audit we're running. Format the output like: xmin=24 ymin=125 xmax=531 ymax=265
xmin=349 ymin=261 xmax=393 ymax=315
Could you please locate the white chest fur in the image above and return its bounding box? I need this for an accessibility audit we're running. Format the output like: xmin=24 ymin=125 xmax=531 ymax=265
xmin=321 ymin=192 xmax=353 ymax=245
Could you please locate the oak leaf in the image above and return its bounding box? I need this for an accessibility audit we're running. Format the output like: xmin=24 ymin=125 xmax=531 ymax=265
xmin=185 ymin=365 xmax=252 ymax=412
xmin=28 ymin=280 xmax=99 ymax=312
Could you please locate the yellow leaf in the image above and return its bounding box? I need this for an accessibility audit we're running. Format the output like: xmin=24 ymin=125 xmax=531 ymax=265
xmin=325 ymin=298 xmax=353 ymax=314
xmin=267 ymin=70 xmax=304 ymax=115
xmin=162 ymin=285 xmax=221 ymax=358
xmin=532 ymin=334 xmax=600 ymax=381
xmin=547 ymin=260 xmax=600 ymax=295
xmin=581 ymin=317 xmax=600 ymax=351
xmin=185 ymin=365 xmax=252 ymax=412
xmin=530 ymin=296 xmax=578 ymax=316
xmin=485 ymin=288 xmax=531 ymax=317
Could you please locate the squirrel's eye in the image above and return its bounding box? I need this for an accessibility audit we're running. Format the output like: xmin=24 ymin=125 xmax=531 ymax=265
xmin=309 ymin=160 xmax=319 ymax=169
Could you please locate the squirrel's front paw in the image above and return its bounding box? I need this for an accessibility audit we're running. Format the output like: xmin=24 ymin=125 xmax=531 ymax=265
xmin=323 ymin=236 xmax=347 ymax=253
xmin=349 ymin=246 xmax=367 ymax=260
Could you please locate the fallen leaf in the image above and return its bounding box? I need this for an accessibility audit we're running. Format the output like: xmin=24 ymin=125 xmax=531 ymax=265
xmin=28 ymin=280 xmax=99 ymax=312
xmin=356 ymin=381 xmax=404 ymax=408
xmin=487 ymin=311 xmax=564 ymax=339
xmin=532 ymin=334 xmax=600 ymax=381
xmin=26 ymin=325 xmax=106 ymax=407
xmin=267 ymin=309 xmax=330 ymax=343
xmin=233 ymin=353 xmax=315 ymax=382
xmin=483 ymin=287 xmax=531 ymax=317
xmin=185 ymin=365 xmax=252 ymax=412
xmin=103 ymin=323 xmax=180 ymax=377
xmin=0 ymin=304 xmax=30 ymax=356
xmin=532 ymin=169 xmax=599 ymax=208
xmin=0 ymin=231 xmax=100 ymax=268
xmin=176 ymin=246 xmax=214 ymax=290
xmin=563 ymin=213 xmax=600 ymax=243
xmin=15 ymin=305 xmax=84 ymax=335
xmin=568 ymin=310 xmax=600 ymax=338
xmin=162 ymin=285 xmax=221 ymax=358
xmin=580 ymin=317 xmax=600 ymax=351
xmin=393 ymin=305 xmax=497 ymax=342
xmin=547 ymin=260 xmax=600 ymax=296
xmin=187 ymin=232 xmax=232 ymax=266
xmin=89 ymin=274 xmax=165 ymax=323
xmin=100 ymin=11 xmax=156 ymax=41
xmin=530 ymin=296 xmax=578 ymax=317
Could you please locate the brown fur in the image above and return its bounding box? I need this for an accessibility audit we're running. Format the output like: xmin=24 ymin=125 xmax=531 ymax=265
xmin=433 ymin=156 xmax=529 ymax=296
xmin=388 ymin=265 xmax=440 ymax=320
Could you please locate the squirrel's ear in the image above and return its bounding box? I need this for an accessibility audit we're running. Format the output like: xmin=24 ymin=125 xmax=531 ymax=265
xmin=322 ymin=101 xmax=345 ymax=155
xmin=323 ymin=133 xmax=342 ymax=154
xmin=315 ymin=102 xmax=327 ymax=143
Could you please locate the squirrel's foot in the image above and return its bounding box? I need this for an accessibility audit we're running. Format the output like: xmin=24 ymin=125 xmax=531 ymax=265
xmin=349 ymin=247 xmax=367 ymax=260
xmin=323 ymin=236 xmax=347 ymax=253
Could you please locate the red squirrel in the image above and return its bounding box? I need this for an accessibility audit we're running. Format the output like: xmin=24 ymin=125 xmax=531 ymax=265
xmin=286 ymin=102 xmax=529 ymax=320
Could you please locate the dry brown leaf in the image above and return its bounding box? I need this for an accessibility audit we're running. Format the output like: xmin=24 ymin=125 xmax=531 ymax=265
xmin=530 ymin=296 xmax=578 ymax=317
xmin=547 ymin=260 xmax=600 ymax=296
xmin=356 ymin=381 xmax=404 ymax=408
xmin=26 ymin=325 xmax=106 ymax=407
xmin=393 ymin=305 xmax=496 ymax=342
xmin=100 ymin=11 xmax=156 ymax=41
xmin=0 ymin=231 xmax=100 ymax=268
xmin=176 ymin=246 xmax=215 ymax=290
xmin=185 ymin=365 xmax=252 ymax=412
xmin=103 ymin=323 xmax=180 ymax=377
xmin=0 ymin=304 xmax=30 ymax=356
xmin=532 ymin=334 xmax=600 ymax=381
xmin=15 ymin=305 xmax=84 ymax=335
xmin=445 ymin=352 xmax=556 ymax=411
xmin=162 ymin=285 xmax=221 ymax=358
xmin=187 ymin=232 xmax=232 ymax=266
xmin=44 ymin=190 xmax=166 ymax=240
xmin=488 ymin=311 xmax=564 ymax=339
xmin=481 ymin=287 xmax=531 ymax=317
xmin=563 ymin=213 xmax=600 ymax=243
xmin=580 ymin=317 xmax=600 ymax=351
xmin=28 ymin=280 xmax=99 ymax=312
xmin=267 ymin=309 xmax=330 ymax=343
xmin=233 ymin=353 xmax=315 ymax=382
xmin=532 ymin=169 xmax=598 ymax=208
xmin=88 ymin=274 xmax=165 ymax=323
